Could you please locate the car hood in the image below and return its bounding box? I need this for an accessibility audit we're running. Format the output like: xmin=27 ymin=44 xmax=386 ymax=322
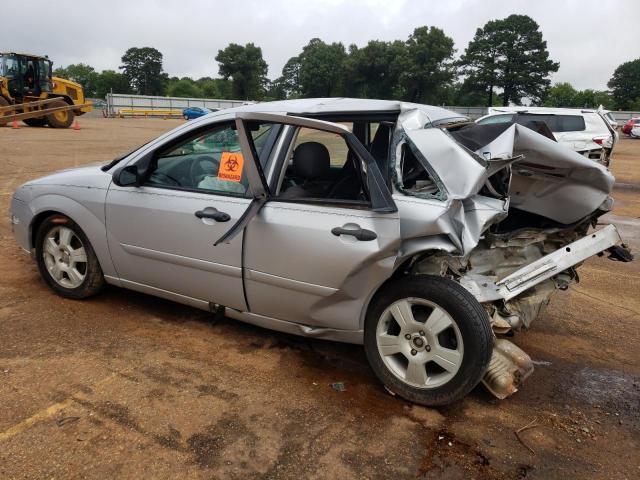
xmin=24 ymin=164 xmax=111 ymax=188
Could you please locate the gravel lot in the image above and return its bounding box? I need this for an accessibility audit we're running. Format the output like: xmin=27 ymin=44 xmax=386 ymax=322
xmin=0 ymin=117 xmax=638 ymax=479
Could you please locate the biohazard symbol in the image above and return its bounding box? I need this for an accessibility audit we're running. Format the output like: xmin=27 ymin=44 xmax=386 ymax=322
xmin=218 ymin=152 xmax=244 ymax=182
xmin=225 ymin=156 xmax=240 ymax=172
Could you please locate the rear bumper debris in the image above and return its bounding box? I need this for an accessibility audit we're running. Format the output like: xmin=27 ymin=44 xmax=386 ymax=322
xmin=482 ymin=339 xmax=534 ymax=399
xmin=461 ymin=224 xmax=622 ymax=304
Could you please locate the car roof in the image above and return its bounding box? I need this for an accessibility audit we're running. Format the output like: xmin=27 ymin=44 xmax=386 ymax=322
xmin=488 ymin=106 xmax=599 ymax=116
xmin=215 ymin=98 xmax=466 ymax=124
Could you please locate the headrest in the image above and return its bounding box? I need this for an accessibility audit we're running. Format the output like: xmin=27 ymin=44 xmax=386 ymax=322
xmin=293 ymin=142 xmax=330 ymax=179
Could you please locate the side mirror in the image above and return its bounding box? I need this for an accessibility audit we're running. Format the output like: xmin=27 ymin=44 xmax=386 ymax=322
xmin=113 ymin=165 xmax=140 ymax=187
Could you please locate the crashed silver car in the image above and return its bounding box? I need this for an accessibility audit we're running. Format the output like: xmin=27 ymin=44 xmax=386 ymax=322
xmin=10 ymin=98 xmax=632 ymax=406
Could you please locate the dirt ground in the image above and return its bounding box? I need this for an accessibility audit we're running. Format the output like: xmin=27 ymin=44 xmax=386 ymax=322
xmin=0 ymin=117 xmax=638 ymax=480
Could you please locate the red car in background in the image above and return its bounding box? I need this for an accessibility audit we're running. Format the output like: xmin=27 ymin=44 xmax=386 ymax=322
xmin=622 ymin=117 xmax=640 ymax=135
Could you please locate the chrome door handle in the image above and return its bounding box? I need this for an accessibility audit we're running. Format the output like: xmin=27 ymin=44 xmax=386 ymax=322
xmin=195 ymin=207 xmax=230 ymax=222
xmin=331 ymin=226 xmax=377 ymax=241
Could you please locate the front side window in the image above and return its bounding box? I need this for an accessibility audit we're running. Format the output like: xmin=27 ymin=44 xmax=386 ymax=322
xmin=146 ymin=122 xmax=275 ymax=197
xmin=38 ymin=60 xmax=52 ymax=92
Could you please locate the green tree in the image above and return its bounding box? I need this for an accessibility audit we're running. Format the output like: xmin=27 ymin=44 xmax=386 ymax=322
xmin=574 ymin=89 xmax=613 ymax=109
xmin=166 ymin=78 xmax=203 ymax=98
xmin=215 ymin=43 xmax=268 ymax=100
xmin=398 ymin=26 xmax=457 ymax=104
xmin=120 ymin=47 xmax=167 ymax=96
xmin=273 ymin=56 xmax=302 ymax=99
xmin=53 ymin=63 xmax=98 ymax=97
xmin=344 ymin=40 xmax=405 ymax=99
xmin=607 ymin=58 xmax=640 ymax=110
xmin=196 ymin=77 xmax=233 ymax=99
xmin=543 ymin=83 xmax=614 ymax=109
xmin=449 ymin=80 xmax=493 ymax=106
xmin=264 ymin=79 xmax=287 ymax=101
xmin=543 ymin=82 xmax=579 ymax=107
xmin=94 ymin=70 xmax=132 ymax=98
xmin=297 ymin=38 xmax=347 ymax=97
xmin=459 ymin=15 xmax=559 ymax=106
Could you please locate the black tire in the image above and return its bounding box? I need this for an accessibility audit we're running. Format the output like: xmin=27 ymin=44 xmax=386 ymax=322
xmin=0 ymin=96 xmax=9 ymax=127
xmin=364 ymin=275 xmax=493 ymax=406
xmin=46 ymin=100 xmax=74 ymax=128
xmin=35 ymin=215 xmax=105 ymax=299
xmin=23 ymin=118 xmax=48 ymax=127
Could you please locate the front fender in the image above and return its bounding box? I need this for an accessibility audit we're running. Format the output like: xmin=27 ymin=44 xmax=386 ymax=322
xmin=27 ymin=189 xmax=117 ymax=278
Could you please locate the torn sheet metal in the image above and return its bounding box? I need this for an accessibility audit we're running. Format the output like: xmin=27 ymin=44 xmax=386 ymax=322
xmin=392 ymin=109 xmax=616 ymax=265
xmin=461 ymin=224 xmax=621 ymax=303
xmin=465 ymin=123 xmax=615 ymax=224
xmin=392 ymin=108 xmax=514 ymax=258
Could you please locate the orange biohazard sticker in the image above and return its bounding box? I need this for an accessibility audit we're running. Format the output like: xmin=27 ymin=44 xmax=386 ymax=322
xmin=218 ymin=152 xmax=244 ymax=182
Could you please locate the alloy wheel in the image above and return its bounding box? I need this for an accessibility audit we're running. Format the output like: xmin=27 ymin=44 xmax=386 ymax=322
xmin=376 ymin=297 xmax=464 ymax=389
xmin=42 ymin=226 xmax=88 ymax=289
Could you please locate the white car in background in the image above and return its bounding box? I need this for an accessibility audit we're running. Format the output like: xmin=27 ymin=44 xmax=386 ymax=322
xmin=631 ymin=124 xmax=640 ymax=139
xmin=476 ymin=106 xmax=618 ymax=166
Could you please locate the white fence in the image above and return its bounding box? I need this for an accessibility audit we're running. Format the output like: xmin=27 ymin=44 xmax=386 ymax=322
xmin=105 ymin=93 xmax=253 ymax=116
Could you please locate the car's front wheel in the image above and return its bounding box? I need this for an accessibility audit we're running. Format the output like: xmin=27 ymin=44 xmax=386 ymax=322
xmin=35 ymin=215 xmax=105 ymax=299
xmin=364 ymin=275 xmax=493 ymax=406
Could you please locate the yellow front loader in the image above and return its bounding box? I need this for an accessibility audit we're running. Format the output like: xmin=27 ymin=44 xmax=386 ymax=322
xmin=0 ymin=52 xmax=91 ymax=128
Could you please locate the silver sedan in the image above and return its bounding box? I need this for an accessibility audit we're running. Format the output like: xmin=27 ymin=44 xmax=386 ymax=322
xmin=10 ymin=98 xmax=630 ymax=406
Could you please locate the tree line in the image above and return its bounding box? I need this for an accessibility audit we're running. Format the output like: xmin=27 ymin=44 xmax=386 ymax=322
xmin=54 ymin=14 xmax=640 ymax=110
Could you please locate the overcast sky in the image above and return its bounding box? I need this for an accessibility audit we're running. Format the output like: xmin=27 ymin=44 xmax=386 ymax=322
xmin=1 ymin=0 xmax=636 ymax=91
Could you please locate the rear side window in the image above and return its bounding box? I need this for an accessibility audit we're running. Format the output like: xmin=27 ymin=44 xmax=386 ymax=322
xmin=399 ymin=144 xmax=439 ymax=196
xmin=518 ymin=114 xmax=585 ymax=132
xmin=293 ymin=124 xmax=353 ymax=169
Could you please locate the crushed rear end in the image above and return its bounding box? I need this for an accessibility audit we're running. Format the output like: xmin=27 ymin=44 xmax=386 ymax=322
xmin=393 ymin=109 xmax=632 ymax=399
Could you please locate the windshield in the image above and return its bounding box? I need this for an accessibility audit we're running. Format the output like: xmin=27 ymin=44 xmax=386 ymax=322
xmin=101 ymin=141 xmax=152 ymax=171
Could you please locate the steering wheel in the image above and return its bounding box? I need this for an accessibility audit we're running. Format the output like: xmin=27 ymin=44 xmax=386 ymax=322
xmin=189 ymin=155 xmax=217 ymax=186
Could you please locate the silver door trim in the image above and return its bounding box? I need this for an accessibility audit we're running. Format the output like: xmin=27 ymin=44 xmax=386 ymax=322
xmin=245 ymin=269 xmax=338 ymax=297
xmin=121 ymin=243 xmax=242 ymax=278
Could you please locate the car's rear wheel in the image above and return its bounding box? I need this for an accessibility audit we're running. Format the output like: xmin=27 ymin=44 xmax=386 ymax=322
xmin=35 ymin=215 xmax=105 ymax=299
xmin=364 ymin=275 xmax=493 ymax=406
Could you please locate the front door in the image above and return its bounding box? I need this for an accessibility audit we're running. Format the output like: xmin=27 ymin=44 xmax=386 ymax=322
xmin=105 ymin=119 xmax=277 ymax=310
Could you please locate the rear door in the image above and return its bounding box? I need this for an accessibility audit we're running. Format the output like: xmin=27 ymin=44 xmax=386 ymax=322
xmin=231 ymin=113 xmax=401 ymax=332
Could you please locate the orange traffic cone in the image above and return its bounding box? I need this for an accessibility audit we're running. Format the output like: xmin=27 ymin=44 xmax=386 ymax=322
xmin=73 ymin=120 xmax=80 ymax=130
xmin=12 ymin=120 xmax=20 ymax=129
